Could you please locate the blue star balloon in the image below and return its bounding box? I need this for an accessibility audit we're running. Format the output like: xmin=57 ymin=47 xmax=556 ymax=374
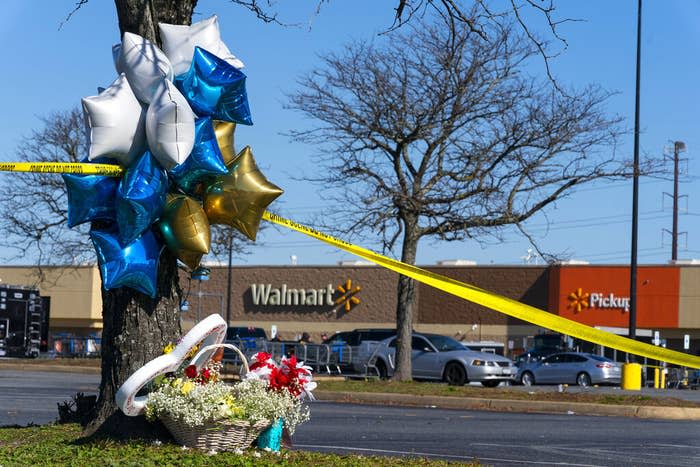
xmin=170 ymin=117 xmax=228 ymax=194
xmin=62 ymin=173 xmax=118 ymax=227
xmin=90 ymin=225 xmax=162 ymax=298
xmin=116 ymin=151 xmax=169 ymax=245
xmin=175 ymin=46 xmax=253 ymax=125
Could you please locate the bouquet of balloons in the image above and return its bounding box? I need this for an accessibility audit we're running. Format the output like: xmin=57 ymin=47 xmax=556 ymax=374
xmin=62 ymin=15 xmax=282 ymax=297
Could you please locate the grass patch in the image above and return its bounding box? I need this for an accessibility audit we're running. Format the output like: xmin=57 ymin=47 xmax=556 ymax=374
xmin=317 ymin=379 xmax=700 ymax=408
xmin=0 ymin=424 xmax=477 ymax=467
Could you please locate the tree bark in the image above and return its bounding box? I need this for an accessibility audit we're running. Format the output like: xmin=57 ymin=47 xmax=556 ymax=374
xmin=114 ymin=0 xmax=197 ymax=46
xmin=392 ymin=219 xmax=419 ymax=382
xmin=83 ymin=1 xmax=198 ymax=438
xmin=84 ymin=250 xmax=183 ymax=438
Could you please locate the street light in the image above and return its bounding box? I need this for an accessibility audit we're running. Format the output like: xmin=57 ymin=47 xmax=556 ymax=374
xmin=628 ymin=0 xmax=642 ymax=344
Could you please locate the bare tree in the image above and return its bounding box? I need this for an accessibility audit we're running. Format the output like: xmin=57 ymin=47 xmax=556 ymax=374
xmin=0 ymin=109 xmax=93 ymax=271
xmin=287 ymin=16 xmax=634 ymax=381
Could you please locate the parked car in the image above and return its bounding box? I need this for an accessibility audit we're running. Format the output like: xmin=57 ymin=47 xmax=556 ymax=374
xmin=514 ymin=348 xmax=558 ymax=366
xmin=324 ymin=328 xmax=396 ymax=373
xmin=515 ymin=352 xmax=621 ymax=387
xmin=223 ymin=326 xmax=268 ymax=363
xmin=325 ymin=328 xmax=396 ymax=346
xmin=370 ymin=332 xmax=515 ymax=386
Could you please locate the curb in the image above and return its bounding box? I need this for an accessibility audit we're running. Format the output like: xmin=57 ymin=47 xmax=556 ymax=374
xmin=314 ymin=390 xmax=700 ymax=421
xmin=0 ymin=362 xmax=100 ymax=374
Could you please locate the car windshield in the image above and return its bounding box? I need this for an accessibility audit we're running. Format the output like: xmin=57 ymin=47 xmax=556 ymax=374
xmin=424 ymin=334 xmax=464 ymax=352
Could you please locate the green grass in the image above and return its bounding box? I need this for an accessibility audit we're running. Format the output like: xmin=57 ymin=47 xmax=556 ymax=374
xmin=0 ymin=424 xmax=477 ymax=467
xmin=317 ymin=379 xmax=700 ymax=407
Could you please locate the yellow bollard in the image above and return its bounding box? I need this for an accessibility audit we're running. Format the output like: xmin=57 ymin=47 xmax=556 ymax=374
xmin=621 ymin=363 xmax=642 ymax=390
xmin=654 ymin=368 xmax=660 ymax=389
xmin=661 ymin=369 xmax=666 ymax=389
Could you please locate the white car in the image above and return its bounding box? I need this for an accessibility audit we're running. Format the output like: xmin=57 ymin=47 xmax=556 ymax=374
xmin=370 ymin=333 xmax=515 ymax=386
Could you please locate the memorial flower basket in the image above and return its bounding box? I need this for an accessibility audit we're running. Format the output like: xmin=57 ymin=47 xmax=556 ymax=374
xmin=144 ymin=343 xmax=273 ymax=452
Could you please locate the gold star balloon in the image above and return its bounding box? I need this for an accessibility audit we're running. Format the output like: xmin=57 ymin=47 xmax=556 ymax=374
xmin=213 ymin=120 xmax=236 ymax=165
xmin=158 ymin=194 xmax=211 ymax=269
xmin=204 ymin=146 xmax=283 ymax=241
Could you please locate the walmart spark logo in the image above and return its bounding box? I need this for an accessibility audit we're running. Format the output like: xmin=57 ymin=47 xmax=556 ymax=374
xmin=568 ymin=287 xmax=589 ymax=313
xmin=335 ymin=279 xmax=361 ymax=312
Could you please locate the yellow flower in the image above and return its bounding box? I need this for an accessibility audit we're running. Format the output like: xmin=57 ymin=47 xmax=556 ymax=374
xmin=172 ymin=378 xmax=183 ymax=388
xmin=163 ymin=343 xmax=175 ymax=354
xmin=186 ymin=343 xmax=201 ymax=359
xmin=180 ymin=381 xmax=195 ymax=395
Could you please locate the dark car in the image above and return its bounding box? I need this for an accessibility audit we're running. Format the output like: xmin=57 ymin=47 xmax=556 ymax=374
xmin=324 ymin=328 xmax=396 ymax=373
xmin=516 ymin=352 xmax=622 ymax=387
xmin=325 ymin=328 xmax=396 ymax=346
xmin=226 ymin=326 xmax=267 ymax=340
xmin=223 ymin=326 xmax=268 ymax=363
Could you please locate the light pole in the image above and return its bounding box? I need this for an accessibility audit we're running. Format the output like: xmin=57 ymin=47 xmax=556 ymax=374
xmin=628 ymin=0 xmax=642 ymax=343
xmin=226 ymin=232 xmax=233 ymax=326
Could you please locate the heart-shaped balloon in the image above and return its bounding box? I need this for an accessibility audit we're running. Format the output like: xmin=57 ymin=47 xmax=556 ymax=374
xmin=116 ymin=313 xmax=227 ymax=416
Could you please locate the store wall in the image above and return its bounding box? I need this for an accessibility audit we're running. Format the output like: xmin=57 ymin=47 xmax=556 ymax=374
xmin=0 ymin=265 xmax=103 ymax=334
xmin=416 ymin=266 xmax=549 ymax=325
xmin=548 ymin=265 xmax=680 ymax=329
xmin=679 ymin=267 xmax=700 ymax=328
xmin=184 ymin=265 xmax=548 ymax=343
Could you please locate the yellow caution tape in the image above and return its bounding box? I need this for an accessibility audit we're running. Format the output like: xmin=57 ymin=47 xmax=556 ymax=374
xmin=0 ymin=162 xmax=124 ymax=177
xmin=263 ymin=211 xmax=700 ymax=369
xmin=4 ymin=163 xmax=698 ymax=367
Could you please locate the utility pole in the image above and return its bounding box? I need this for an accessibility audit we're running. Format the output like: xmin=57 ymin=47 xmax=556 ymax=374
xmin=671 ymin=141 xmax=686 ymax=261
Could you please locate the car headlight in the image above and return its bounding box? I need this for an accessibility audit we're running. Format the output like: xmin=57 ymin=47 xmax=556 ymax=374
xmin=472 ymin=360 xmax=485 ymax=366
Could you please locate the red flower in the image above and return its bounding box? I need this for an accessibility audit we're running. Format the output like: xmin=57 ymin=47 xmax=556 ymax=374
xmin=201 ymin=368 xmax=212 ymax=381
xmin=184 ymin=365 xmax=198 ymax=379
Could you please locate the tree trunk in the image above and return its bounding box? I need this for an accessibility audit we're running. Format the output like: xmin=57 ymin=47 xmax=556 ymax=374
xmin=114 ymin=0 xmax=197 ymax=45
xmin=84 ymin=250 xmax=183 ymax=438
xmin=83 ymin=1 xmax=197 ymax=438
xmin=392 ymin=221 xmax=419 ymax=382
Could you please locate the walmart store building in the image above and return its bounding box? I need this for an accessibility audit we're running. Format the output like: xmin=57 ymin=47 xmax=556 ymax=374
xmin=1 ymin=262 xmax=698 ymax=357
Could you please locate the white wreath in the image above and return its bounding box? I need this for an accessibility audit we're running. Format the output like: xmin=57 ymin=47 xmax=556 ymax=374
xmin=115 ymin=313 xmax=227 ymax=416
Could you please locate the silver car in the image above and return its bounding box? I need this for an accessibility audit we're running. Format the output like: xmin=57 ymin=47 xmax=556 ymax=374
xmin=516 ymin=352 xmax=622 ymax=387
xmin=370 ymin=333 xmax=515 ymax=387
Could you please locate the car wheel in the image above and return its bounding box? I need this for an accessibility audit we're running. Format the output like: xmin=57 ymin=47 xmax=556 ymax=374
xmin=375 ymin=359 xmax=388 ymax=379
xmin=520 ymin=371 xmax=535 ymax=386
xmin=481 ymin=380 xmax=500 ymax=388
xmin=577 ymin=372 xmax=591 ymax=387
xmin=444 ymin=362 xmax=467 ymax=386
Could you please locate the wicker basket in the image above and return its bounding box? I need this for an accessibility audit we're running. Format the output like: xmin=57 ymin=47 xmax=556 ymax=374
xmin=161 ymin=414 xmax=269 ymax=451
xmin=158 ymin=343 xmax=270 ymax=451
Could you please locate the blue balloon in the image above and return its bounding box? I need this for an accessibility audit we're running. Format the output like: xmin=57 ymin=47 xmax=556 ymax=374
xmin=175 ymin=46 xmax=253 ymax=125
xmin=90 ymin=225 xmax=162 ymax=298
xmin=62 ymin=173 xmax=118 ymax=227
xmin=116 ymin=151 xmax=169 ymax=245
xmin=170 ymin=117 xmax=228 ymax=194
